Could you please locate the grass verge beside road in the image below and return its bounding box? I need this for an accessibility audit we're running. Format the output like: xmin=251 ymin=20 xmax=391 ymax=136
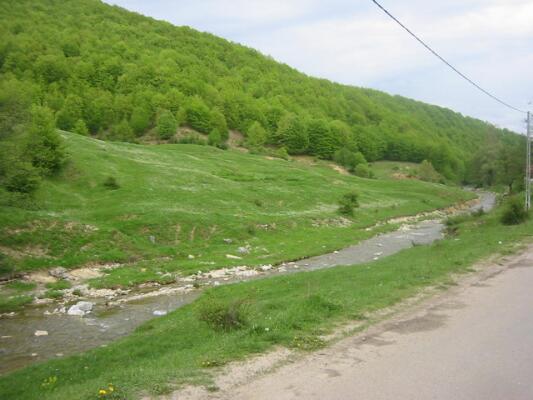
xmin=0 ymin=202 xmax=531 ymax=399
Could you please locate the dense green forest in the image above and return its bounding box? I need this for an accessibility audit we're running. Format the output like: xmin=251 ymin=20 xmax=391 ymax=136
xmin=0 ymin=0 xmax=525 ymax=192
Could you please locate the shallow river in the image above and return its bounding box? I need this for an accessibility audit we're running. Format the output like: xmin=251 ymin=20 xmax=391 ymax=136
xmin=0 ymin=192 xmax=495 ymax=374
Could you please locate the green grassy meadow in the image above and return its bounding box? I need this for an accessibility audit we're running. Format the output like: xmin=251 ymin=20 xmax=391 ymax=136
xmin=0 ymin=131 xmax=471 ymax=287
xmin=0 ymin=198 xmax=531 ymax=400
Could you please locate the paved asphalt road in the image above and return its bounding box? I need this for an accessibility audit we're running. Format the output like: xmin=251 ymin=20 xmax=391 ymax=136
xmin=209 ymin=249 xmax=533 ymax=400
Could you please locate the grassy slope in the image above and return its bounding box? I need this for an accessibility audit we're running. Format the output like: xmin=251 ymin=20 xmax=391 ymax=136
xmin=1 ymin=200 xmax=531 ymax=399
xmin=0 ymin=131 xmax=471 ymax=284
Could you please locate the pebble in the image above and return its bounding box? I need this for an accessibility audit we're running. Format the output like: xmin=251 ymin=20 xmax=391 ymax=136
xmin=34 ymin=330 xmax=48 ymax=337
xmin=31 ymin=353 xmax=38 ymax=357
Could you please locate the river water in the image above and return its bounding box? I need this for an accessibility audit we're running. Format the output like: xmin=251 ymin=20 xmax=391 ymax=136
xmin=0 ymin=192 xmax=495 ymax=374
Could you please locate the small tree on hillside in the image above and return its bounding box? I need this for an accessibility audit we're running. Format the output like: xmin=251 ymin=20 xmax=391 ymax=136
xmin=275 ymin=113 xmax=308 ymax=154
xmin=73 ymin=119 xmax=89 ymax=136
xmin=157 ymin=109 xmax=177 ymax=139
xmin=245 ymin=121 xmax=267 ymax=151
xmin=418 ymin=160 xmax=440 ymax=182
xmin=210 ymin=108 xmax=229 ymax=141
xmin=130 ymin=106 xmax=152 ymax=135
xmin=25 ymin=105 xmax=66 ymax=175
xmin=185 ymin=97 xmax=212 ymax=133
xmin=338 ymin=191 xmax=360 ymax=216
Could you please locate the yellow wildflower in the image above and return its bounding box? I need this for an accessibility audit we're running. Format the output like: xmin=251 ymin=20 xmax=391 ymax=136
xmin=99 ymin=389 xmax=107 ymax=395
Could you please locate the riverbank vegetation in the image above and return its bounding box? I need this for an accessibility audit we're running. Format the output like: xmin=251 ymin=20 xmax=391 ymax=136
xmin=0 ymin=198 xmax=531 ymax=400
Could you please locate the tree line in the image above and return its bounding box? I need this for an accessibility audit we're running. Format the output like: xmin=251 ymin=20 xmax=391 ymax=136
xmin=0 ymin=0 xmax=526 ymax=194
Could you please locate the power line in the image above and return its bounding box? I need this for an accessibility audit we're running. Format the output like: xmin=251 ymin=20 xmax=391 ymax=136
xmin=370 ymin=0 xmax=527 ymax=114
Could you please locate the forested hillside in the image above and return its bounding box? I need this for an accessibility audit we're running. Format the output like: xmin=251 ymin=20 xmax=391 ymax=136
xmin=0 ymin=0 xmax=524 ymax=185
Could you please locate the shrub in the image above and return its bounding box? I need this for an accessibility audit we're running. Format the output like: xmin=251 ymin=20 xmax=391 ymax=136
xmin=103 ymin=176 xmax=120 ymax=190
xmin=273 ymin=147 xmax=289 ymax=160
xmin=501 ymin=197 xmax=529 ymax=225
xmin=176 ymin=133 xmax=207 ymax=145
xmin=130 ymin=106 xmax=152 ymax=135
xmin=333 ymin=149 xmax=367 ymax=172
xmin=354 ymin=163 xmax=373 ymax=178
xmin=418 ymin=160 xmax=440 ymax=182
xmin=338 ymin=191 xmax=359 ymax=216
xmin=208 ymin=129 xmax=222 ymax=147
xmin=108 ymin=119 xmax=134 ymax=142
xmin=156 ymin=109 xmax=177 ymax=139
xmin=4 ymin=162 xmax=41 ymax=194
xmin=245 ymin=121 xmax=267 ymax=150
xmin=197 ymin=298 xmax=248 ymax=331
xmin=73 ymin=119 xmax=89 ymax=136
xmin=25 ymin=105 xmax=66 ymax=175
xmin=184 ymin=97 xmax=212 ymax=134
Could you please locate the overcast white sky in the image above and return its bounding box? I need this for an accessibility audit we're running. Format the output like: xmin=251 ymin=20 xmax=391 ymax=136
xmin=106 ymin=0 xmax=533 ymax=133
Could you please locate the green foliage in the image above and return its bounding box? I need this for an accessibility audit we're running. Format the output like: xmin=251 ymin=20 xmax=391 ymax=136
xmin=245 ymin=121 xmax=267 ymax=150
xmin=273 ymin=146 xmax=290 ymax=160
xmin=156 ymin=110 xmax=177 ymax=139
xmin=500 ymin=197 xmax=529 ymax=225
xmin=207 ymin=129 xmax=223 ymax=147
xmin=417 ymin=160 xmax=441 ymax=182
xmin=25 ymin=106 xmax=66 ymax=175
xmin=130 ymin=107 xmax=152 ymax=135
xmin=353 ymin=163 xmax=373 ymax=178
xmin=210 ymin=109 xmax=228 ymax=141
xmin=109 ymin=119 xmax=134 ymax=142
xmin=197 ymin=297 xmax=248 ymax=331
xmin=184 ymin=97 xmax=212 ymax=134
xmin=3 ymin=162 xmax=41 ymax=194
xmin=274 ymin=113 xmax=308 ymax=154
xmin=338 ymin=191 xmax=360 ymax=216
xmin=72 ymin=119 xmax=89 ymax=136
xmin=0 ymin=0 xmax=522 ymax=184
xmin=0 ymin=294 xmax=32 ymax=313
xmin=333 ymin=149 xmax=366 ymax=172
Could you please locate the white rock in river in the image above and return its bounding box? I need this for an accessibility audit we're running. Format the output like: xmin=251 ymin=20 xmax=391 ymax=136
xmin=34 ymin=330 xmax=48 ymax=336
xmin=67 ymin=301 xmax=94 ymax=316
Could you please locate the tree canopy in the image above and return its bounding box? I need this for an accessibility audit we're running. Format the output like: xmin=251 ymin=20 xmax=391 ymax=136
xmin=0 ymin=0 xmax=525 ymax=184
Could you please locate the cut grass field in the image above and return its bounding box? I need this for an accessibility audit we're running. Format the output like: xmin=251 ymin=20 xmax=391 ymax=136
xmin=0 ymin=131 xmax=471 ymax=288
xmin=0 ymin=202 xmax=531 ymax=400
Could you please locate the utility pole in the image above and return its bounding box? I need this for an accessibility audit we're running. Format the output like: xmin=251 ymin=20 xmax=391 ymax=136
xmin=527 ymin=111 xmax=531 ymax=210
